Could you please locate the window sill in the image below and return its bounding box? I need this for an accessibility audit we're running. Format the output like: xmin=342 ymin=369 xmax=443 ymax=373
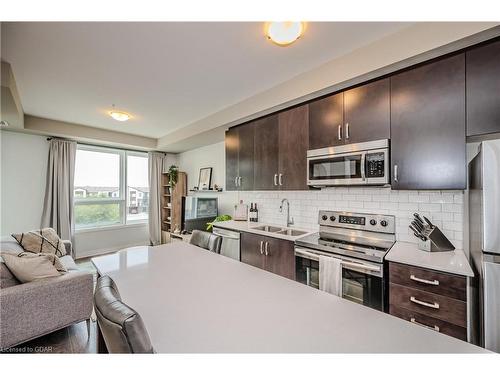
xmin=75 ymin=222 xmax=148 ymax=234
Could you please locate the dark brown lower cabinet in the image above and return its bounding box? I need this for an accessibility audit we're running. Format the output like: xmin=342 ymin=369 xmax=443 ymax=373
xmin=389 ymin=305 xmax=467 ymax=341
xmin=240 ymin=232 xmax=295 ymax=280
xmin=388 ymin=262 xmax=468 ymax=341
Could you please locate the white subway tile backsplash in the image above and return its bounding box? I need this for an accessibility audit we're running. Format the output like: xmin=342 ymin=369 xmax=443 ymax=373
xmin=238 ymin=188 xmax=464 ymax=249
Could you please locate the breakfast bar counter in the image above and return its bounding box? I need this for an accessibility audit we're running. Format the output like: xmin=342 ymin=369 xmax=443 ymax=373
xmin=91 ymin=242 xmax=487 ymax=353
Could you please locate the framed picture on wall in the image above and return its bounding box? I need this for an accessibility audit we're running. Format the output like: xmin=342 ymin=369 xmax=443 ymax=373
xmin=198 ymin=167 xmax=212 ymax=190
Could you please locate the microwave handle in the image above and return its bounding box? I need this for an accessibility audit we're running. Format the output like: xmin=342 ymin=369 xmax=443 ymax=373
xmin=361 ymin=153 xmax=366 ymax=181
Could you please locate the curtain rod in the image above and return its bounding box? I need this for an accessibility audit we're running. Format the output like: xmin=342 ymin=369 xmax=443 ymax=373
xmin=46 ymin=137 xmax=152 ymax=154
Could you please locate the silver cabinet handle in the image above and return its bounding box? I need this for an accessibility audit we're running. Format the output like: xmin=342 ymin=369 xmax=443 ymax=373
xmin=410 ymin=317 xmax=440 ymax=332
xmin=278 ymin=173 xmax=283 ymax=186
xmin=264 ymin=241 xmax=269 ymax=256
xmin=259 ymin=241 xmax=264 ymax=255
xmin=238 ymin=176 xmax=242 ymax=187
xmin=274 ymin=174 xmax=278 ymax=186
xmin=234 ymin=177 xmax=238 ymax=186
xmin=394 ymin=165 xmax=398 ymax=182
xmin=410 ymin=296 xmax=439 ymax=309
xmin=410 ymin=274 xmax=439 ymax=286
xmin=345 ymin=123 xmax=350 ymax=140
xmin=337 ymin=125 xmax=342 ymax=140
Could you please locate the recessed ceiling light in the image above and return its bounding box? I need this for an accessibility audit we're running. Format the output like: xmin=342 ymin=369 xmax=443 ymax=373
xmin=266 ymin=22 xmax=304 ymax=46
xmin=108 ymin=105 xmax=131 ymax=122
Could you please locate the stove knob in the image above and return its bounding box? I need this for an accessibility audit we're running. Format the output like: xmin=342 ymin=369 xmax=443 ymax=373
xmin=321 ymin=215 xmax=328 ymax=221
xmin=380 ymin=220 xmax=388 ymax=227
xmin=330 ymin=216 xmax=336 ymax=222
xmin=369 ymin=219 xmax=377 ymax=226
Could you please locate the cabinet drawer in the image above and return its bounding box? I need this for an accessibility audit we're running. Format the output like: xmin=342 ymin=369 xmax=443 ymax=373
xmin=389 ymin=283 xmax=467 ymax=327
xmin=389 ymin=262 xmax=466 ymax=301
xmin=389 ymin=305 xmax=467 ymax=341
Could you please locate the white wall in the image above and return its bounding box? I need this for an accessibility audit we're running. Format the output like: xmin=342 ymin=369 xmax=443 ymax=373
xmin=1 ymin=131 xmax=48 ymax=235
xmin=178 ymin=141 xmax=466 ymax=250
xmin=0 ymin=130 xmax=149 ymax=258
xmin=178 ymin=141 xmax=237 ymax=215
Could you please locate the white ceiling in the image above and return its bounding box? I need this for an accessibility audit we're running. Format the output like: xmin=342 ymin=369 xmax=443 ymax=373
xmin=1 ymin=22 xmax=412 ymax=138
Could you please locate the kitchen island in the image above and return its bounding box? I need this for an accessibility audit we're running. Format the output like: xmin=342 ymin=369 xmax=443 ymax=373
xmin=91 ymin=242 xmax=488 ymax=353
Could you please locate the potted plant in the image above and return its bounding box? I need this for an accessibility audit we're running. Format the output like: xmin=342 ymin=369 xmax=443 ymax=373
xmin=206 ymin=214 xmax=232 ymax=231
xmin=167 ymin=165 xmax=178 ymax=188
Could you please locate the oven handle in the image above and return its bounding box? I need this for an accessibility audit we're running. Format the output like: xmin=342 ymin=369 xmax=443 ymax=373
xmin=294 ymin=248 xmax=381 ymax=272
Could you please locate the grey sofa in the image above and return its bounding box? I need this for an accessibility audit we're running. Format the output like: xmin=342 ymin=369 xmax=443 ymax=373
xmin=0 ymin=237 xmax=94 ymax=350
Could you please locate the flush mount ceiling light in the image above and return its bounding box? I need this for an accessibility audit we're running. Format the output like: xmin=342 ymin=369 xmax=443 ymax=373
xmin=266 ymin=22 xmax=305 ymax=46
xmin=108 ymin=105 xmax=131 ymax=122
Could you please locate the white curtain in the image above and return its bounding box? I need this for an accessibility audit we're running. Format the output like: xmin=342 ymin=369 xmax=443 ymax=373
xmin=148 ymin=152 xmax=169 ymax=246
xmin=41 ymin=138 xmax=77 ymax=244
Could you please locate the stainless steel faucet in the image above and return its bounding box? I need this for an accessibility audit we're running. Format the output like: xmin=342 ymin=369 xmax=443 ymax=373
xmin=279 ymin=198 xmax=294 ymax=227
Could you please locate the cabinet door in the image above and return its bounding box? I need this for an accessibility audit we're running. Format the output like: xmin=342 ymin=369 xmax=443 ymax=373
xmin=263 ymin=237 xmax=296 ymax=280
xmin=391 ymin=54 xmax=466 ymax=190
xmin=309 ymin=93 xmax=344 ymax=150
xmin=238 ymin=122 xmax=255 ymax=190
xmin=344 ymin=78 xmax=390 ymax=144
xmin=240 ymin=232 xmax=265 ymax=270
xmin=466 ymin=39 xmax=500 ymax=137
xmin=225 ymin=127 xmax=239 ymax=191
xmin=253 ymin=115 xmax=279 ymax=190
xmin=279 ymin=105 xmax=309 ymax=190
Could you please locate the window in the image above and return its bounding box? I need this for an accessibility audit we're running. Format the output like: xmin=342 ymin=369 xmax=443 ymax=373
xmin=74 ymin=145 xmax=149 ymax=230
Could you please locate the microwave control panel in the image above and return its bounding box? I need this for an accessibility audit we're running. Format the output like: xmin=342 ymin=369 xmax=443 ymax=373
xmin=365 ymin=152 xmax=385 ymax=178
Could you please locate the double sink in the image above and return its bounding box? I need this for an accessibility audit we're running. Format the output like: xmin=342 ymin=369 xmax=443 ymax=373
xmin=253 ymin=225 xmax=308 ymax=237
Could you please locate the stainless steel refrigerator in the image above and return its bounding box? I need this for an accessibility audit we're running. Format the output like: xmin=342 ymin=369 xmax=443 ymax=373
xmin=469 ymin=140 xmax=500 ymax=352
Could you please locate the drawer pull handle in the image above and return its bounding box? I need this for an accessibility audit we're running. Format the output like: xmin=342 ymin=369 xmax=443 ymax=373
xmin=410 ymin=274 xmax=439 ymax=286
xmin=410 ymin=317 xmax=440 ymax=332
xmin=410 ymin=296 xmax=440 ymax=309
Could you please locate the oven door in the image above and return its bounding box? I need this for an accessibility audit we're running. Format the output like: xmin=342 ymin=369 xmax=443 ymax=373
xmin=307 ymin=150 xmax=365 ymax=186
xmin=295 ymin=247 xmax=385 ymax=311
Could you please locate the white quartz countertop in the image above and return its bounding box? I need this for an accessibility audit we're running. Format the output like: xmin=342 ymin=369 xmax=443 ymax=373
xmin=91 ymin=242 xmax=486 ymax=353
xmin=386 ymin=241 xmax=474 ymax=277
xmin=212 ymin=220 xmax=315 ymax=241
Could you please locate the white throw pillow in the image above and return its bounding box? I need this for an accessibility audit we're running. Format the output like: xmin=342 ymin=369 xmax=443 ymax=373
xmin=1 ymin=252 xmax=67 ymax=283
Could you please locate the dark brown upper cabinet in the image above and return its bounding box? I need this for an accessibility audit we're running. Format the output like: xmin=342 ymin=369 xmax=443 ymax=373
xmin=253 ymin=105 xmax=309 ymax=190
xmin=225 ymin=127 xmax=239 ymax=191
xmin=391 ymin=54 xmax=466 ymax=190
xmin=343 ymin=78 xmax=390 ymax=144
xmin=253 ymin=115 xmax=279 ymax=190
xmin=278 ymin=105 xmax=309 ymax=190
xmin=225 ymin=122 xmax=255 ymax=191
xmin=466 ymin=39 xmax=500 ymax=137
xmin=309 ymin=92 xmax=344 ymax=150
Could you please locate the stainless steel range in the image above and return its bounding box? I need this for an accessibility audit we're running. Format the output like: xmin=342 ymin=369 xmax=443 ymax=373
xmin=295 ymin=210 xmax=396 ymax=311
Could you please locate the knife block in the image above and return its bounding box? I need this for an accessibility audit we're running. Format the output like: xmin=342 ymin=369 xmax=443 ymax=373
xmin=417 ymin=226 xmax=455 ymax=252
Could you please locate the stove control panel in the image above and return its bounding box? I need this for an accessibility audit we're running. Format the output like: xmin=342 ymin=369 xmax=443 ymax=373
xmin=318 ymin=210 xmax=395 ymax=234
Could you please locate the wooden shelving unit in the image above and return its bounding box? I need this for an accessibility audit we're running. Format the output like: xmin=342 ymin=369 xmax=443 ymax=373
xmin=160 ymin=171 xmax=187 ymax=242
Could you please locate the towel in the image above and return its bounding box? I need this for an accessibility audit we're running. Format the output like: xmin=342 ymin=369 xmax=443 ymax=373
xmin=319 ymin=255 xmax=343 ymax=297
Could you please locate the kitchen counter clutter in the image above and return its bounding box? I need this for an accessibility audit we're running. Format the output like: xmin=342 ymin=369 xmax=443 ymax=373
xmin=386 ymin=241 xmax=474 ymax=277
xmin=91 ymin=243 xmax=488 ymax=353
xmin=212 ymin=220 xmax=315 ymax=242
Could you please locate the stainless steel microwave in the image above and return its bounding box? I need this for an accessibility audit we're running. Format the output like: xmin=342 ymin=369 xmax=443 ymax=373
xmin=307 ymin=139 xmax=389 ymax=187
